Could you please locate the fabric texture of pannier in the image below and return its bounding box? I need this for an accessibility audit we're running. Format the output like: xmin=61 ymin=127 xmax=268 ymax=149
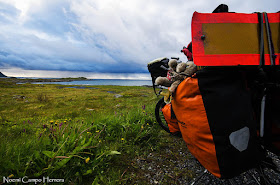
xmin=168 ymin=67 xmax=264 ymax=178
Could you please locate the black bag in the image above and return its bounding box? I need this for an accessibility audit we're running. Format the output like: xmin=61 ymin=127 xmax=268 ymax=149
xmin=147 ymin=57 xmax=169 ymax=95
xmin=212 ymin=4 xmax=228 ymax=13
xmin=195 ymin=67 xmax=265 ymax=178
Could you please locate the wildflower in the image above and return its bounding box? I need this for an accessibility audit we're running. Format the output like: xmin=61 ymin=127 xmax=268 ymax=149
xmin=85 ymin=157 xmax=90 ymax=163
xmin=87 ymin=132 xmax=91 ymax=134
xmin=50 ymin=120 xmax=54 ymax=124
xmin=141 ymin=126 xmax=144 ymax=129
xmin=39 ymin=133 xmax=42 ymax=138
xmin=23 ymin=129 xmax=26 ymax=132
xmin=121 ymin=138 xmax=125 ymax=141
xmin=147 ymin=123 xmax=149 ymax=126
xmin=8 ymin=174 xmax=14 ymax=178
xmin=64 ymin=121 xmax=67 ymax=123
xmin=43 ymin=124 xmax=47 ymax=128
xmin=142 ymin=105 xmax=146 ymax=110
xmin=55 ymin=122 xmax=58 ymax=126
xmin=96 ymin=130 xmax=100 ymax=133
xmin=99 ymin=140 xmax=102 ymax=143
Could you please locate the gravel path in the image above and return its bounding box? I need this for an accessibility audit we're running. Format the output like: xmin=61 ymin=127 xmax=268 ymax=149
xmin=130 ymin=136 xmax=280 ymax=185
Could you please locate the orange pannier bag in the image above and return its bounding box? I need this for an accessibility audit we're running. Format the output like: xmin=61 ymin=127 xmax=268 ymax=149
xmin=171 ymin=77 xmax=221 ymax=178
xmin=169 ymin=68 xmax=264 ymax=179
xmin=161 ymin=103 xmax=180 ymax=134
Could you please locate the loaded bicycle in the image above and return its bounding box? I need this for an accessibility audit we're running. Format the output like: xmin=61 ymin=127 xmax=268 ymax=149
xmin=149 ymin=57 xmax=280 ymax=185
xmin=147 ymin=3 xmax=280 ymax=184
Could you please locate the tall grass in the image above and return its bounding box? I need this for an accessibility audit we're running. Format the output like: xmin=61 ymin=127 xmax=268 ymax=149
xmin=0 ymin=81 xmax=165 ymax=184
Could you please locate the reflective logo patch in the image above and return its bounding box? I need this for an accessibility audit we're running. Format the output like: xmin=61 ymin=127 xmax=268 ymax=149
xmin=229 ymin=127 xmax=250 ymax=152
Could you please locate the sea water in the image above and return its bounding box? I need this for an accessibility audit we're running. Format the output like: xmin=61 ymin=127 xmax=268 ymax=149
xmin=32 ymin=79 xmax=152 ymax=86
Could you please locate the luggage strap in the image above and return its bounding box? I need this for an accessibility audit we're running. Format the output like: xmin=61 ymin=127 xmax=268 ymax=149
xmin=151 ymin=78 xmax=162 ymax=96
xmin=264 ymin=12 xmax=276 ymax=66
xmin=258 ymin=12 xmax=277 ymax=66
xmin=258 ymin=13 xmax=265 ymax=66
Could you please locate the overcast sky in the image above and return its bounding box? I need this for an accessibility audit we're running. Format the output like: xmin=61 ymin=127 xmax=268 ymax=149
xmin=0 ymin=0 xmax=279 ymax=78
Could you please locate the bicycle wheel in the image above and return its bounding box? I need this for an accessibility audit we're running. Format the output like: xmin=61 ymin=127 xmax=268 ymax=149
xmin=155 ymin=97 xmax=170 ymax=133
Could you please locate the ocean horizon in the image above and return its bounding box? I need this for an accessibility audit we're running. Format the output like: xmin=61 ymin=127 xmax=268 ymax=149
xmin=31 ymin=79 xmax=153 ymax=86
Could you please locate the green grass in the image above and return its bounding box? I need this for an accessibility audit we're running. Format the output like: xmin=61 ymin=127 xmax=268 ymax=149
xmin=0 ymin=79 xmax=172 ymax=184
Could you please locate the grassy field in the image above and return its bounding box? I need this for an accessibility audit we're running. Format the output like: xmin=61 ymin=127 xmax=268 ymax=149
xmin=0 ymin=78 xmax=183 ymax=184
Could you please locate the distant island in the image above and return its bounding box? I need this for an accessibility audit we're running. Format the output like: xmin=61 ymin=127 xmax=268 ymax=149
xmin=0 ymin=76 xmax=88 ymax=83
xmin=21 ymin=77 xmax=88 ymax=83
xmin=0 ymin=72 xmax=7 ymax=77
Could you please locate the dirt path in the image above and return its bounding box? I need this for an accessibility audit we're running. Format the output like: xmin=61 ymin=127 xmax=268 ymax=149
xmin=127 ymin=135 xmax=280 ymax=185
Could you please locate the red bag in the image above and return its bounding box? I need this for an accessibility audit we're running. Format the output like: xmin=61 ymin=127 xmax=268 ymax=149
xmin=192 ymin=12 xmax=280 ymax=66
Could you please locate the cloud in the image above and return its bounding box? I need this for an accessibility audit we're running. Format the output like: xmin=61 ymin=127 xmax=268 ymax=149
xmin=0 ymin=67 xmax=151 ymax=79
xmin=0 ymin=1 xmax=20 ymax=24
xmin=0 ymin=0 xmax=279 ymax=77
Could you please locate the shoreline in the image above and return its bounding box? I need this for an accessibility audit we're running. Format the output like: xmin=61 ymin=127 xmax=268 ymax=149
xmin=0 ymin=77 xmax=153 ymax=87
